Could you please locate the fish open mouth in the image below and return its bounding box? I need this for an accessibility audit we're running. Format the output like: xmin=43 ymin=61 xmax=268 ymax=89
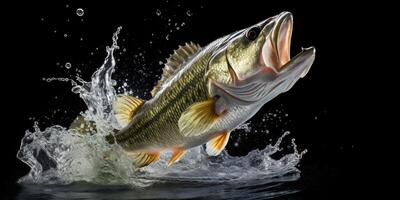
xmin=206 ymin=12 xmax=315 ymax=106
xmin=254 ymin=12 xmax=315 ymax=95
xmin=261 ymin=12 xmax=293 ymax=73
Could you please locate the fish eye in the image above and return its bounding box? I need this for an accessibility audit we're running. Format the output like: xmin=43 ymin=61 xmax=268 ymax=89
xmin=245 ymin=26 xmax=261 ymax=41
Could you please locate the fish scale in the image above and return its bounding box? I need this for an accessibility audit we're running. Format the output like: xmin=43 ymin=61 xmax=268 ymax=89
xmin=115 ymin=51 xmax=212 ymax=151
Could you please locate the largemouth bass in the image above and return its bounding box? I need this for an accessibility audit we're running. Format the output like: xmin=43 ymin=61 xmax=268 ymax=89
xmin=74 ymin=11 xmax=315 ymax=167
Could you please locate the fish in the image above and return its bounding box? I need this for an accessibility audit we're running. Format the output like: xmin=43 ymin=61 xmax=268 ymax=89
xmin=73 ymin=11 xmax=315 ymax=168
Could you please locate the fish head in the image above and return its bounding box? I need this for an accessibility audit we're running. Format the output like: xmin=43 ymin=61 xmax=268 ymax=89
xmin=211 ymin=11 xmax=315 ymax=105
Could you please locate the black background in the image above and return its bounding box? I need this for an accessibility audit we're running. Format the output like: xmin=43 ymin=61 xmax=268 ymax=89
xmin=1 ymin=0 xmax=391 ymax=199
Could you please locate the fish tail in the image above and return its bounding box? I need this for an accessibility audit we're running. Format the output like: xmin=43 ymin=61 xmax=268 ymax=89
xmin=105 ymin=130 xmax=118 ymax=144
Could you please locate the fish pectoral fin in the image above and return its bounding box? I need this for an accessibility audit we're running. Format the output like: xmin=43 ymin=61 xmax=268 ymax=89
xmin=113 ymin=95 xmax=145 ymax=128
xmin=178 ymin=99 xmax=221 ymax=137
xmin=151 ymin=42 xmax=201 ymax=97
xmin=206 ymin=131 xmax=230 ymax=156
xmin=126 ymin=151 xmax=160 ymax=168
xmin=167 ymin=148 xmax=186 ymax=167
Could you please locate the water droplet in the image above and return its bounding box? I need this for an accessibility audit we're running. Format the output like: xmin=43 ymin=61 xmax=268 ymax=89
xmin=65 ymin=62 xmax=71 ymax=69
xmin=40 ymin=17 xmax=44 ymax=21
xmin=80 ymin=37 xmax=83 ymax=41
xmin=64 ymin=33 xmax=68 ymax=38
xmin=76 ymin=8 xmax=84 ymax=17
xmin=165 ymin=34 xmax=170 ymax=40
xmin=176 ymin=27 xmax=180 ymax=30
xmin=155 ymin=9 xmax=161 ymax=16
xmin=66 ymin=4 xmax=69 ymax=8
xmin=181 ymin=22 xmax=186 ymax=27
xmin=71 ymin=86 xmax=81 ymax=93
xmin=186 ymin=10 xmax=193 ymax=16
xmin=158 ymin=61 xmax=163 ymax=65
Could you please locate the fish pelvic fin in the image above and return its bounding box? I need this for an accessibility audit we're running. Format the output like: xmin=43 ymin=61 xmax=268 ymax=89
xmin=206 ymin=131 xmax=230 ymax=156
xmin=167 ymin=148 xmax=186 ymax=167
xmin=113 ymin=95 xmax=145 ymax=128
xmin=178 ymin=99 xmax=221 ymax=137
xmin=126 ymin=151 xmax=160 ymax=168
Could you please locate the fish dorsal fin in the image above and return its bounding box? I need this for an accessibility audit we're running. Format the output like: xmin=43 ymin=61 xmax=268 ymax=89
xmin=113 ymin=95 xmax=145 ymax=128
xmin=151 ymin=42 xmax=201 ymax=97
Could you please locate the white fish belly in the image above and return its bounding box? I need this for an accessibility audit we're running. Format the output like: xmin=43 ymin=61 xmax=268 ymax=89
xmin=182 ymin=103 xmax=262 ymax=149
xmin=214 ymin=104 xmax=262 ymax=132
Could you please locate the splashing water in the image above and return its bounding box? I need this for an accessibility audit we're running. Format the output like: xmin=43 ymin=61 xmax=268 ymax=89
xmin=17 ymin=27 xmax=307 ymax=196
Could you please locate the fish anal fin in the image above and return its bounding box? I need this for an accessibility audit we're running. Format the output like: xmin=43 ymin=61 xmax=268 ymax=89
xmin=167 ymin=148 xmax=186 ymax=167
xmin=206 ymin=131 xmax=231 ymax=156
xmin=113 ymin=95 xmax=145 ymax=128
xmin=126 ymin=151 xmax=160 ymax=168
xmin=151 ymin=42 xmax=201 ymax=97
xmin=178 ymin=99 xmax=221 ymax=137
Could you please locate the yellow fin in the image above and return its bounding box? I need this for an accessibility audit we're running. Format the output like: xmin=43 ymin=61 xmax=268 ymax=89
xmin=151 ymin=42 xmax=201 ymax=97
xmin=113 ymin=95 xmax=145 ymax=128
xmin=69 ymin=116 xmax=96 ymax=135
xmin=206 ymin=131 xmax=231 ymax=156
xmin=178 ymin=99 xmax=220 ymax=137
xmin=167 ymin=148 xmax=186 ymax=167
xmin=126 ymin=151 xmax=160 ymax=168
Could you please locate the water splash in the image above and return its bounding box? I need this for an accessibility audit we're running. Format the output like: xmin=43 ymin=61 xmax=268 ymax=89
xmin=236 ymin=122 xmax=252 ymax=133
xmin=17 ymin=27 xmax=306 ymax=189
